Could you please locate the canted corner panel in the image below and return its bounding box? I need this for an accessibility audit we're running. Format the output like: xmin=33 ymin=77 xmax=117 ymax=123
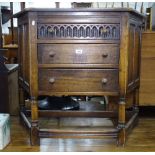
xmin=37 ymin=24 xmax=120 ymax=40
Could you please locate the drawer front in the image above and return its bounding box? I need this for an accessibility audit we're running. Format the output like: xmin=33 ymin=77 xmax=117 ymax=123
xmin=38 ymin=69 xmax=119 ymax=92
xmin=38 ymin=44 xmax=119 ymax=64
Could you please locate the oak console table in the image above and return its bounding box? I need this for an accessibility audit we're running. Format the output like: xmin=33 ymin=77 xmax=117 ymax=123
xmin=14 ymin=8 xmax=145 ymax=146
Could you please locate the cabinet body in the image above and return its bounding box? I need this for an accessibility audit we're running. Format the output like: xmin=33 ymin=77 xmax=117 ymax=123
xmin=15 ymin=8 xmax=144 ymax=145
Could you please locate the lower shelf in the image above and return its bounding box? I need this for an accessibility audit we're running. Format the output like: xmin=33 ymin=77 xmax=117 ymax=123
xmin=40 ymin=117 xmax=118 ymax=138
xmin=19 ymin=99 xmax=138 ymax=145
xmin=39 ymin=127 xmax=119 ymax=139
xmin=20 ymin=110 xmax=138 ymax=139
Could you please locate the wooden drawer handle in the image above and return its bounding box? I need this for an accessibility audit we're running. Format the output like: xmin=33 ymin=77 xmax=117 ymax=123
xmin=49 ymin=52 xmax=56 ymax=57
xmin=49 ymin=78 xmax=55 ymax=84
xmin=101 ymin=78 xmax=108 ymax=84
xmin=102 ymin=53 xmax=108 ymax=57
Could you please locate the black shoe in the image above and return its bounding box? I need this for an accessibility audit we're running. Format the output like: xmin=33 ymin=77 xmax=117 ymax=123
xmin=38 ymin=97 xmax=50 ymax=110
xmin=38 ymin=96 xmax=80 ymax=110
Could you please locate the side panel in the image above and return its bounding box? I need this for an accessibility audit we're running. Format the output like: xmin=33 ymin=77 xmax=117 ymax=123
xmin=18 ymin=12 xmax=38 ymax=97
xmin=127 ymin=17 xmax=143 ymax=92
xmin=18 ymin=16 xmax=30 ymax=84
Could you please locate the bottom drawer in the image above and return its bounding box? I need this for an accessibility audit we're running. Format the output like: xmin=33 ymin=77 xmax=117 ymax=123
xmin=38 ymin=69 xmax=119 ymax=93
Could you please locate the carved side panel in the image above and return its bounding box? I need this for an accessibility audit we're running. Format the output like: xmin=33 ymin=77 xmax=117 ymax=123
xmin=128 ymin=21 xmax=142 ymax=88
xmin=134 ymin=25 xmax=141 ymax=81
xmin=128 ymin=24 xmax=135 ymax=85
xmin=37 ymin=24 xmax=120 ymax=40
xmin=18 ymin=23 xmax=30 ymax=83
xmin=23 ymin=24 xmax=30 ymax=83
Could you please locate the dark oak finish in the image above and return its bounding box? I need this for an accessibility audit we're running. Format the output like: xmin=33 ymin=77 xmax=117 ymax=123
xmin=38 ymin=69 xmax=119 ymax=93
xmin=38 ymin=44 xmax=119 ymax=64
xmin=14 ymin=8 xmax=145 ymax=146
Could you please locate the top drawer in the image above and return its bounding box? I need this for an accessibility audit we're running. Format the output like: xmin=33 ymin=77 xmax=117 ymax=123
xmin=38 ymin=44 xmax=119 ymax=64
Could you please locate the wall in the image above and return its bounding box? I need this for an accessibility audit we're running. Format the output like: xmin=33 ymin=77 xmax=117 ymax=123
xmin=92 ymin=2 xmax=149 ymax=13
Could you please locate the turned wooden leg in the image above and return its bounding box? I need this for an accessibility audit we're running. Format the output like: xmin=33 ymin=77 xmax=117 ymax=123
xmin=117 ymin=98 xmax=126 ymax=146
xmin=30 ymin=121 xmax=39 ymax=145
xmin=30 ymin=98 xmax=39 ymax=145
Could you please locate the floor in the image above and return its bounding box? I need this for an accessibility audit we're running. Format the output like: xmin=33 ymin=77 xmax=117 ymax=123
xmin=1 ymin=116 xmax=155 ymax=152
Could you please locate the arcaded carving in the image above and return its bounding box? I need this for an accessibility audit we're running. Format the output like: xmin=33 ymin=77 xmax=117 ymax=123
xmin=38 ymin=24 xmax=120 ymax=40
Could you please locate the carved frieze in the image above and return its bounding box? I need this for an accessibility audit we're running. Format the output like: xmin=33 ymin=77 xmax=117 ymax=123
xmin=37 ymin=24 xmax=120 ymax=40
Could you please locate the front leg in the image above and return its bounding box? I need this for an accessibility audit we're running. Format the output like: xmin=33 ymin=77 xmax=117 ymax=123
xmin=30 ymin=97 xmax=39 ymax=145
xmin=117 ymin=98 xmax=126 ymax=146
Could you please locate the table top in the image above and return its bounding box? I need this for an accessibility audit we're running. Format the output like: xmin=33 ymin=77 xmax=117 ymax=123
xmin=14 ymin=7 xmax=145 ymax=18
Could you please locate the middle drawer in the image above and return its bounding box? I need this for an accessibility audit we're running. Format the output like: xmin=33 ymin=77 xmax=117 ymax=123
xmin=38 ymin=44 xmax=119 ymax=64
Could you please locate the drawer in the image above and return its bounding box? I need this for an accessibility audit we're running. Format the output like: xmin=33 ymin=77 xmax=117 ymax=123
xmin=38 ymin=44 xmax=119 ymax=64
xmin=38 ymin=69 xmax=119 ymax=92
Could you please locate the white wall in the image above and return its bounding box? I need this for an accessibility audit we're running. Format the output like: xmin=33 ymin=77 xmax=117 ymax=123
xmin=25 ymin=2 xmax=56 ymax=8
xmin=25 ymin=2 xmax=71 ymax=8
xmin=92 ymin=2 xmax=149 ymax=13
